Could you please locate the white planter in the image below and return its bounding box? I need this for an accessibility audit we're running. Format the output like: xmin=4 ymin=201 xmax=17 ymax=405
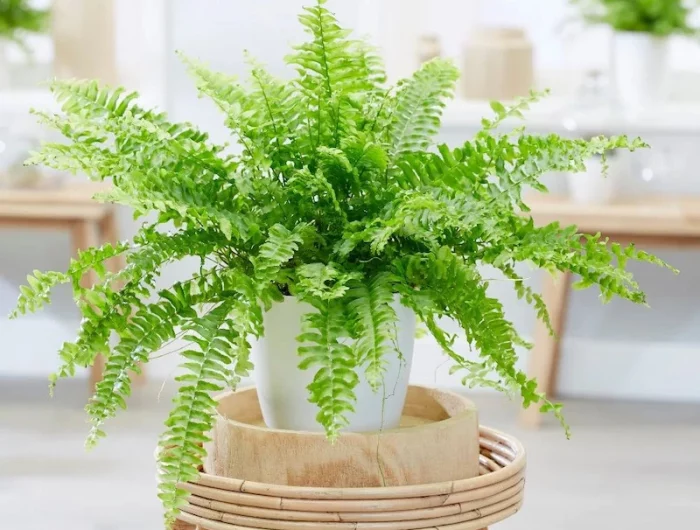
xmin=567 ymin=155 xmax=626 ymax=205
xmin=253 ymin=295 xmax=416 ymax=433
xmin=613 ymin=32 xmax=669 ymax=113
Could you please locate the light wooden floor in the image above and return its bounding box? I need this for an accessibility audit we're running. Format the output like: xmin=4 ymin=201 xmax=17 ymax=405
xmin=1 ymin=378 xmax=699 ymax=530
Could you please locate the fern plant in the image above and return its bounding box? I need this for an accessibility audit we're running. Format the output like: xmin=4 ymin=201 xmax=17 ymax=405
xmin=13 ymin=0 xmax=674 ymax=524
xmin=0 ymin=0 xmax=49 ymax=45
xmin=572 ymin=0 xmax=700 ymax=36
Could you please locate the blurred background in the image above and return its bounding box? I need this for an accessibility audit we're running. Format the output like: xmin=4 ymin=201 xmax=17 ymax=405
xmin=1 ymin=1 xmax=699 ymax=529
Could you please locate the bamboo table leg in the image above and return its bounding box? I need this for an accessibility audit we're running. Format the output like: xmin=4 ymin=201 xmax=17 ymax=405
xmin=71 ymin=219 xmax=103 ymax=391
xmin=521 ymin=270 xmax=571 ymax=428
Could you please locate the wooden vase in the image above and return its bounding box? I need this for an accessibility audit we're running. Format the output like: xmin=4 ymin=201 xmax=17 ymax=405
xmin=204 ymin=385 xmax=480 ymax=488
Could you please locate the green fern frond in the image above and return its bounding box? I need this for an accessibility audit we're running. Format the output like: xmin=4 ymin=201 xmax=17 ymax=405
xmin=49 ymin=228 xmax=229 ymax=383
xmin=179 ymin=52 xmax=266 ymax=162
xmin=247 ymin=57 xmax=303 ymax=168
xmin=288 ymin=0 xmax=380 ymax=147
xmin=297 ymin=297 xmax=358 ymax=440
xmin=493 ymin=262 xmax=555 ymax=336
xmin=85 ymin=281 xmax=198 ymax=446
xmin=289 ymin=0 xmax=359 ymax=98
xmin=388 ymin=59 xmax=459 ymax=160
xmin=50 ymin=80 xmax=143 ymax=119
xmin=420 ymin=246 xmax=570 ymax=434
xmin=287 ymin=166 xmax=345 ymax=219
xmin=158 ymin=301 xmax=242 ymax=526
xmin=11 ymin=270 xmax=69 ymax=318
xmin=479 ymin=90 xmax=549 ymax=133
xmin=99 ymin=187 xmax=252 ymax=241
xmin=295 ymin=262 xmax=361 ymax=301
xmin=346 ymin=273 xmax=398 ymax=390
xmin=254 ymin=223 xmax=307 ymax=283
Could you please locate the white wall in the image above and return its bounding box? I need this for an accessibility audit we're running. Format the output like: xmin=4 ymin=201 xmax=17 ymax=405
xmin=2 ymin=0 xmax=699 ymax=402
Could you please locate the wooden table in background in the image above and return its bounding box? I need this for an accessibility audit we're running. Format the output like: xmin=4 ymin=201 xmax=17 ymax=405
xmin=521 ymin=195 xmax=700 ymax=428
xmin=0 ymin=181 xmax=127 ymax=390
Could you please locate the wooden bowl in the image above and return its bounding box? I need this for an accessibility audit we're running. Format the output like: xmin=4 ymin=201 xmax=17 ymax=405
xmin=178 ymin=428 xmax=525 ymax=530
xmin=204 ymin=386 xmax=480 ymax=488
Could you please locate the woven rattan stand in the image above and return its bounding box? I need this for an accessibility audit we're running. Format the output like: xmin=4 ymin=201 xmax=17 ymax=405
xmin=172 ymin=386 xmax=526 ymax=530
xmin=173 ymin=426 xmax=525 ymax=530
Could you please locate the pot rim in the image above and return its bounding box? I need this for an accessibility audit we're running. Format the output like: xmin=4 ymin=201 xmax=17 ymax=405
xmin=213 ymin=384 xmax=477 ymax=438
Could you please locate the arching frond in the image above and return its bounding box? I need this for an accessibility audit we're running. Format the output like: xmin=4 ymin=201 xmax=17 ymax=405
xmin=388 ymin=59 xmax=459 ymax=160
xmin=157 ymin=301 xmax=246 ymax=525
xmin=297 ymin=297 xmax=358 ymax=440
xmin=254 ymin=223 xmax=308 ymax=283
xmin=346 ymin=273 xmax=398 ymax=390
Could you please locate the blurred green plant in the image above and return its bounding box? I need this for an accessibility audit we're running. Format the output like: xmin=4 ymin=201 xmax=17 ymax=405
xmin=573 ymin=0 xmax=700 ymax=36
xmin=0 ymin=0 xmax=50 ymax=47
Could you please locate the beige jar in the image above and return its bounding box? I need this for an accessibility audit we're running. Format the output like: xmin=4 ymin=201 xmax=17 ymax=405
xmin=417 ymin=35 xmax=441 ymax=65
xmin=462 ymin=27 xmax=534 ymax=101
xmin=52 ymin=0 xmax=118 ymax=84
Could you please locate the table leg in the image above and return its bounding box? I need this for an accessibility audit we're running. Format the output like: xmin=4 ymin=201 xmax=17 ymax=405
xmin=71 ymin=219 xmax=103 ymax=392
xmin=99 ymin=209 xmax=126 ymax=274
xmin=521 ymin=271 xmax=571 ymax=428
xmin=98 ymin=210 xmax=147 ymax=386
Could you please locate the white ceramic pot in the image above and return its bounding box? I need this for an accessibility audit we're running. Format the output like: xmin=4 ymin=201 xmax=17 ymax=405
xmin=252 ymin=295 xmax=416 ymax=433
xmin=613 ymin=32 xmax=669 ymax=113
xmin=567 ymin=155 xmax=628 ymax=205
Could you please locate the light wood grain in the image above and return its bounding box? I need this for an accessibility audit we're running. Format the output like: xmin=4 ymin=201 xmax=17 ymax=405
xmin=0 ymin=182 xmax=130 ymax=389
xmin=98 ymin=208 xmax=147 ymax=386
xmin=193 ymin=426 xmax=523 ymax=502
xmin=0 ymin=182 xmax=111 ymax=204
xmin=172 ymin=521 xmax=197 ymax=530
xmin=179 ymin=501 xmax=520 ymax=530
xmin=521 ymin=194 xmax=700 ymax=428
xmin=525 ymin=194 xmax=700 ymax=237
xmin=177 ymin=429 xmax=524 ymax=530
xmin=521 ymin=271 xmax=571 ymax=429
xmin=0 ymin=202 xmax=108 ymax=221
xmin=0 ymin=182 xmax=113 ymax=221
xmin=71 ymin=220 xmax=105 ymax=391
xmin=183 ymin=473 xmax=525 ymax=514
xmin=180 ymin=432 xmax=524 ymax=515
xmin=185 ymin=482 xmax=523 ymax=523
xmin=204 ymin=386 xmax=480 ymax=489
xmin=180 ymin=492 xmax=524 ymax=530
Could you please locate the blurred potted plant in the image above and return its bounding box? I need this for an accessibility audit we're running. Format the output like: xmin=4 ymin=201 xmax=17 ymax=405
xmin=566 ymin=133 xmax=626 ymax=204
xmin=11 ymin=0 xmax=674 ymax=524
xmin=0 ymin=0 xmax=50 ymax=87
xmin=573 ymin=0 xmax=699 ymax=111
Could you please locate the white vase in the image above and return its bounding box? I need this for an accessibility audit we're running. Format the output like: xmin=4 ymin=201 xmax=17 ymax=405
xmin=612 ymin=32 xmax=669 ymax=113
xmin=252 ymin=295 xmax=416 ymax=433
xmin=567 ymin=155 xmax=626 ymax=205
